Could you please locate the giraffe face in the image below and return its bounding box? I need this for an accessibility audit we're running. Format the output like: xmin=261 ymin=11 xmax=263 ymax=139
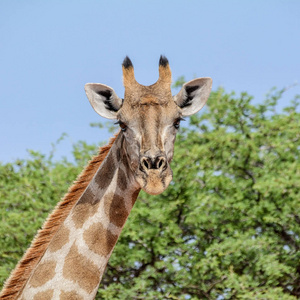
xmin=115 ymin=98 xmax=181 ymax=195
xmin=85 ymin=56 xmax=212 ymax=195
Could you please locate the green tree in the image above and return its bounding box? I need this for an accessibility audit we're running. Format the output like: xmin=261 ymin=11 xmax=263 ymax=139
xmin=1 ymin=86 xmax=299 ymax=299
xmin=98 ymin=87 xmax=300 ymax=299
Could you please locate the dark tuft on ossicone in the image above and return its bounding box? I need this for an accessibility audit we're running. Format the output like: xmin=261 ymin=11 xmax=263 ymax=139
xmin=159 ymin=55 xmax=169 ymax=67
xmin=122 ymin=56 xmax=133 ymax=69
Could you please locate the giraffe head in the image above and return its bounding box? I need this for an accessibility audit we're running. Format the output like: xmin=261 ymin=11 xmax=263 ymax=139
xmin=85 ymin=56 xmax=212 ymax=195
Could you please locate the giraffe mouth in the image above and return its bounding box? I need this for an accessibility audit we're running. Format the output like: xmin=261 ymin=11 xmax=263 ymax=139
xmin=136 ymin=167 xmax=173 ymax=195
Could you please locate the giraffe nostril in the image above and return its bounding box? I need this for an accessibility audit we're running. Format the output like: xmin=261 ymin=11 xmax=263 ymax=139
xmin=140 ymin=156 xmax=167 ymax=171
xmin=156 ymin=156 xmax=167 ymax=170
xmin=142 ymin=157 xmax=150 ymax=169
xmin=158 ymin=159 xmax=163 ymax=169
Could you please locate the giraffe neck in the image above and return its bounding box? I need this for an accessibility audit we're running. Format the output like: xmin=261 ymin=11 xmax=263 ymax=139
xmin=19 ymin=134 xmax=140 ymax=300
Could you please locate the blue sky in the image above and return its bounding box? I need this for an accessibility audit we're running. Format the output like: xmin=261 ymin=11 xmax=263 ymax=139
xmin=1 ymin=1 xmax=299 ymax=163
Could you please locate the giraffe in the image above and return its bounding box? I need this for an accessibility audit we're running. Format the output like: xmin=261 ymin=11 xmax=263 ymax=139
xmin=0 ymin=56 xmax=212 ymax=300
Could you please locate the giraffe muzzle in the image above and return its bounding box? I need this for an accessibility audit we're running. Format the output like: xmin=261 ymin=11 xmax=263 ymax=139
xmin=136 ymin=154 xmax=172 ymax=195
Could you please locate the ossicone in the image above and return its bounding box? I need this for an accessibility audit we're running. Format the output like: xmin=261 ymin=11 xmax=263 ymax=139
xmin=122 ymin=56 xmax=137 ymax=89
xmin=158 ymin=55 xmax=172 ymax=86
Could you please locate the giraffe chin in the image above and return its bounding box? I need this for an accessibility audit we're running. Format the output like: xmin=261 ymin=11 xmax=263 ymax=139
xmin=136 ymin=169 xmax=173 ymax=195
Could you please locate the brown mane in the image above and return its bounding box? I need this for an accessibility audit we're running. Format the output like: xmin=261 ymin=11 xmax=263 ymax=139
xmin=0 ymin=135 xmax=118 ymax=300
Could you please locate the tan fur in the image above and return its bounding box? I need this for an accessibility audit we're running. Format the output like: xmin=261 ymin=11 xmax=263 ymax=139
xmin=83 ymin=222 xmax=118 ymax=256
xmin=63 ymin=244 xmax=100 ymax=293
xmin=158 ymin=64 xmax=172 ymax=85
xmin=48 ymin=225 xmax=70 ymax=253
xmin=0 ymin=135 xmax=118 ymax=300
xmin=59 ymin=290 xmax=83 ymax=300
xmin=28 ymin=260 xmax=56 ymax=288
xmin=32 ymin=289 xmax=54 ymax=300
xmin=71 ymin=198 xmax=100 ymax=229
xmin=122 ymin=65 xmax=137 ymax=89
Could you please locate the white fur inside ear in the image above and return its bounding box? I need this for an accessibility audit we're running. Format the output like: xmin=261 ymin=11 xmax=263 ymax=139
xmin=174 ymin=77 xmax=212 ymax=116
xmin=84 ymin=83 xmax=123 ymax=119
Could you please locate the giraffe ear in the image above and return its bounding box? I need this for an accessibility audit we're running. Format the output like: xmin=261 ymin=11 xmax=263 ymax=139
xmin=173 ymin=78 xmax=212 ymax=116
xmin=84 ymin=83 xmax=123 ymax=119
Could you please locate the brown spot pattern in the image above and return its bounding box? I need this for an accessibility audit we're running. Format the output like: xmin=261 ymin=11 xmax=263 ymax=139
xmin=33 ymin=289 xmax=54 ymax=300
xmin=83 ymin=222 xmax=118 ymax=256
xmin=28 ymin=260 xmax=56 ymax=288
xmin=95 ymin=153 xmax=116 ymax=190
xmin=117 ymin=168 xmax=127 ymax=191
xmin=63 ymin=244 xmax=100 ymax=293
xmin=116 ymin=147 xmax=121 ymax=161
xmin=48 ymin=225 xmax=70 ymax=252
xmin=77 ymin=186 xmax=95 ymax=205
xmin=60 ymin=290 xmax=83 ymax=300
xmin=103 ymin=193 xmax=128 ymax=227
xmin=72 ymin=201 xmax=99 ymax=229
xmin=131 ymin=189 xmax=141 ymax=206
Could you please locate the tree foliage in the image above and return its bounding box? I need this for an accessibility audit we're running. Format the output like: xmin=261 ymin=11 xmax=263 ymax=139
xmin=1 ymin=87 xmax=300 ymax=299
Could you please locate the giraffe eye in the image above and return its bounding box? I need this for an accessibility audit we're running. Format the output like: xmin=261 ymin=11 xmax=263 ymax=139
xmin=173 ymin=118 xmax=184 ymax=130
xmin=174 ymin=121 xmax=180 ymax=129
xmin=116 ymin=121 xmax=127 ymax=132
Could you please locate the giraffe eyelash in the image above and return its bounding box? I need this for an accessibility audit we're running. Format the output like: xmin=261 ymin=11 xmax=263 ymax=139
xmin=173 ymin=117 xmax=185 ymax=129
xmin=115 ymin=120 xmax=128 ymax=132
